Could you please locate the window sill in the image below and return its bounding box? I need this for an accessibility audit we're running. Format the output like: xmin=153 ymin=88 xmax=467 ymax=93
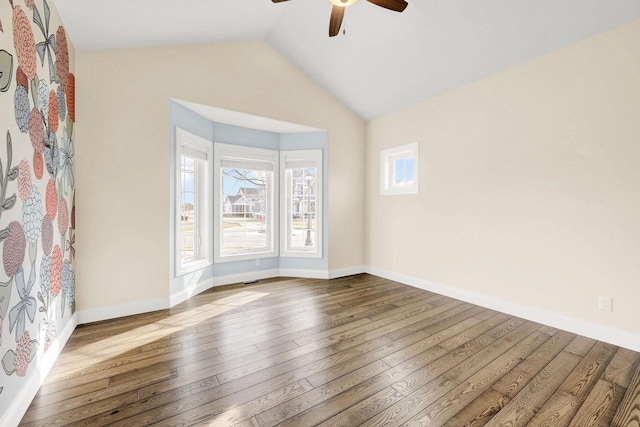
xmin=381 ymin=186 xmax=419 ymax=196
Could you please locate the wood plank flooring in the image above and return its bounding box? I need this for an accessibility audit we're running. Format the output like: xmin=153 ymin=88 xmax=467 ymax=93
xmin=20 ymin=274 xmax=640 ymax=426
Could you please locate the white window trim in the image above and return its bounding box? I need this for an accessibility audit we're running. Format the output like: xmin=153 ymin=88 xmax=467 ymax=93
xmin=380 ymin=142 xmax=419 ymax=195
xmin=213 ymin=143 xmax=279 ymax=263
xmin=280 ymin=149 xmax=323 ymax=258
xmin=175 ymin=128 xmax=213 ymax=276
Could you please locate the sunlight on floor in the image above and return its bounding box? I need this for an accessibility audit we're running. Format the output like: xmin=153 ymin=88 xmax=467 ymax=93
xmin=54 ymin=291 xmax=270 ymax=378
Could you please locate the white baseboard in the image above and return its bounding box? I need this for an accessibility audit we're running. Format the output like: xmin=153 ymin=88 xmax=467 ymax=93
xmin=170 ymin=268 xmax=283 ymax=308
xmin=169 ymin=278 xmax=215 ymax=307
xmin=329 ymin=265 xmax=366 ymax=279
xmin=279 ymin=269 xmax=330 ymax=279
xmin=1 ymin=313 xmax=78 ymax=427
xmin=211 ymin=269 xmax=281 ymax=287
xmin=77 ymin=297 xmax=169 ymax=325
xmin=76 ymin=265 xmax=640 ymax=352
xmin=366 ymin=266 xmax=640 ymax=353
xmin=168 ymin=267 xmax=367 ymax=311
xmin=76 ymin=265 xmax=353 ymax=324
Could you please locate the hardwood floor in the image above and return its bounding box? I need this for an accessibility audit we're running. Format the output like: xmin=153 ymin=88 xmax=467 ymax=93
xmin=20 ymin=274 xmax=640 ymax=426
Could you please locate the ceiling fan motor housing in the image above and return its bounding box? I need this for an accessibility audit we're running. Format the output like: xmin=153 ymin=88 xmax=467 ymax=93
xmin=330 ymin=0 xmax=358 ymax=6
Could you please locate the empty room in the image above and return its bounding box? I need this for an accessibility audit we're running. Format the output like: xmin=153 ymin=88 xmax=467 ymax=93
xmin=1 ymin=0 xmax=639 ymax=425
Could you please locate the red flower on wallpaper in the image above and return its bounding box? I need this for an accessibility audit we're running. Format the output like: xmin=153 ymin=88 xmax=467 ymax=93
xmin=50 ymin=245 xmax=62 ymax=297
xmin=17 ymin=160 xmax=31 ymax=202
xmin=24 ymin=0 xmax=35 ymax=10
xmin=3 ymin=221 xmax=26 ymax=277
xmin=16 ymin=66 xmax=28 ymax=92
xmin=12 ymin=4 xmax=37 ymax=80
xmin=66 ymin=73 xmax=75 ymax=122
xmin=33 ymin=151 xmax=43 ymax=180
xmin=56 ymin=26 xmax=69 ymax=91
xmin=28 ymin=108 xmax=45 ymax=153
xmin=41 ymin=214 xmax=53 ymax=255
xmin=45 ymin=179 xmax=57 ymax=220
xmin=49 ymin=90 xmax=59 ymax=132
xmin=58 ymin=199 xmax=68 ymax=235
xmin=14 ymin=331 xmax=31 ymax=377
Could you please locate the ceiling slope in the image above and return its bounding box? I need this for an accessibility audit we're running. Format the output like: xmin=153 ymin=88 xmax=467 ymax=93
xmin=54 ymin=0 xmax=640 ymax=119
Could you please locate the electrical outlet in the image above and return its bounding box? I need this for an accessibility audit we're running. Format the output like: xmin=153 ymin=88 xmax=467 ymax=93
xmin=255 ymin=259 xmax=261 ymax=267
xmin=598 ymin=296 xmax=613 ymax=312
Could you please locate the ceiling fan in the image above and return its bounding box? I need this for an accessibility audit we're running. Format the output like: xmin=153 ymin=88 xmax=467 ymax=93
xmin=272 ymin=0 xmax=408 ymax=37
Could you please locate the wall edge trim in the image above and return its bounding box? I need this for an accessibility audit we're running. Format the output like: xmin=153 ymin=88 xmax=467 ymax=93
xmin=366 ymin=266 xmax=640 ymax=352
xmin=1 ymin=313 xmax=78 ymax=427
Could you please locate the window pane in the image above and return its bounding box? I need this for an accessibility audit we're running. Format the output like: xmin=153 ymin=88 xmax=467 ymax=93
xmin=222 ymin=168 xmax=269 ymax=254
xmin=289 ymin=167 xmax=317 ymax=249
xmin=180 ymin=155 xmax=196 ymax=263
xmin=406 ymin=157 xmax=414 ymax=183
xmin=381 ymin=143 xmax=419 ymax=195
xmin=392 ymin=156 xmax=414 ymax=186
xmin=394 ymin=158 xmax=405 ymax=185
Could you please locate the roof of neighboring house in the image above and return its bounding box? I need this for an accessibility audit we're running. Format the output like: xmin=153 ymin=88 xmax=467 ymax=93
xmin=226 ymin=195 xmax=249 ymax=205
xmin=239 ymin=187 xmax=261 ymax=195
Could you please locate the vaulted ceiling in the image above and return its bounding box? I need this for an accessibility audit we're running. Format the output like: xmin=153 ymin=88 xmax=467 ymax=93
xmin=54 ymin=0 xmax=640 ymax=120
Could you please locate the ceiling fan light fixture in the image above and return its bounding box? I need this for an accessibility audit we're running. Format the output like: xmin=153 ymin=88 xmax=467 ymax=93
xmin=329 ymin=0 xmax=358 ymax=7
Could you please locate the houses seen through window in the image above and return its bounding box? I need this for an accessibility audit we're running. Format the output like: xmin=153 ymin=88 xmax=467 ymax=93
xmin=288 ymin=167 xmax=317 ymax=249
xmin=222 ymin=168 xmax=269 ymax=253
xmin=281 ymin=150 xmax=322 ymax=258
xmin=180 ymin=155 xmax=197 ymax=263
xmin=214 ymin=143 xmax=278 ymax=262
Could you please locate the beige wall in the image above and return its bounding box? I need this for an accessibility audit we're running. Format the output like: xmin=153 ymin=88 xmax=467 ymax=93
xmin=366 ymin=20 xmax=640 ymax=336
xmin=76 ymin=41 xmax=365 ymax=311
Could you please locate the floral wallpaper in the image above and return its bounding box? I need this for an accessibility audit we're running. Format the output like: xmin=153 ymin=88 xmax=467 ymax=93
xmin=0 ymin=0 xmax=75 ymax=411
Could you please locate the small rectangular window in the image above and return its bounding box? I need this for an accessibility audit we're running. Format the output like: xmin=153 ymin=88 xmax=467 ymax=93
xmin=381 ymin=143 xmax=419 ymax=195
xmin=214 ymin=144 xmax=278 ymax=262
xmin=175 ymin=128 xmax=213 ymax=275
xmin=280 ymin=150 xmax=322 ymax=258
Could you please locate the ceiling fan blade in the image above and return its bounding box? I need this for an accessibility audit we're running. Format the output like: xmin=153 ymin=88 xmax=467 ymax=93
xmin=271 ymin=0 xmax=289 ymax=3
xmin=329 ymin=5 xmax=345 ymax=37
xmin=366 ymin=0 xmax=407 ymax=12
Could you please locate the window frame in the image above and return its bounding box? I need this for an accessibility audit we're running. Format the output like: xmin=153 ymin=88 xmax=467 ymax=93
xmin=380 ymin=142 xmax=419 ymax=195
xmin=213 ymin=143 xmax=279 ymax=263
xmin=280 ymin=149 xmax=323 ymax=258
xmin=175 ymin=127 xmax=213 ymax=276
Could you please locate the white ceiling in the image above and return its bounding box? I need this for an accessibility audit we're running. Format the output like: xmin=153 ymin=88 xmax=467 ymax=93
xmin=54 ymin=0 xmax=640 ymax=120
